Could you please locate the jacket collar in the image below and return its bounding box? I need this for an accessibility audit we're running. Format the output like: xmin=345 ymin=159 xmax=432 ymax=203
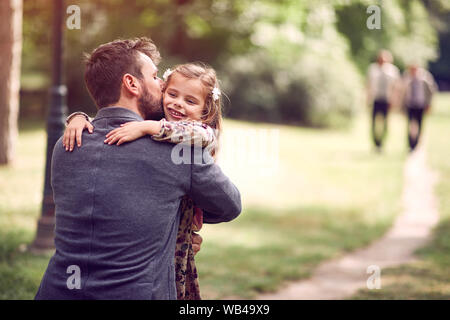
xmin=93 ymin=106 xmax=144 ymax=122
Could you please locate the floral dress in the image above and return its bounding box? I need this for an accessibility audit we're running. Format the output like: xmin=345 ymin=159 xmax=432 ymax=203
xmin=152 ymin=119 xmax=217 ymax=300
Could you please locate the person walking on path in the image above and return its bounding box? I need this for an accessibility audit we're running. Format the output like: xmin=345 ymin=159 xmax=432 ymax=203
xmin=366 ymin=50 xmax=400 ymax=151
xmin=401 ymin=63 xmax=437 ymax=152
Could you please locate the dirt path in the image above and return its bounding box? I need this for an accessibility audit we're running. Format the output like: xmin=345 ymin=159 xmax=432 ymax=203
xmin=257 ymin=146 xmax=440 ymax=300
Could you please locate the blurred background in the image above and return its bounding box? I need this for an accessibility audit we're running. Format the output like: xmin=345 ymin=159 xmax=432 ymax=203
xmin=20 ymin=0 xmax=449 ymax=126
xmin=1 ymin=0 xmax=449 ymax=300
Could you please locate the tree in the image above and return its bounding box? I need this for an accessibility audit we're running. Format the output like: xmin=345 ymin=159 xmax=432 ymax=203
xmin=0 ymin=0 xmax=22 ymax=165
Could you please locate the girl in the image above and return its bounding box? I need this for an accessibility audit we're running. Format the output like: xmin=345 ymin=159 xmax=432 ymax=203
xmin=63 ymin=63 xmax=223 ymax=300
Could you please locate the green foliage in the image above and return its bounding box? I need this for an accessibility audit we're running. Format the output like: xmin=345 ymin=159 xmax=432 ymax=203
xmin=335 ymin=0 xmax=439 ymax=72
xmin=222 ymin=1 xmax=363 ymax=127
xmin=223 ymin=47 xmax=363 ymax=127
xmin=21 ymin=0 xmax=441 ymax=127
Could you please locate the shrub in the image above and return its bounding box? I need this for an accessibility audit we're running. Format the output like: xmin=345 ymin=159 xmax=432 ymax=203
xmin=222 ymin=26 xmax=364 ymax=128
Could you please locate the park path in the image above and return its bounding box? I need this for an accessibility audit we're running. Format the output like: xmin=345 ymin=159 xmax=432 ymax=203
xmin=256 ymin=145 xmax=440 ymax=300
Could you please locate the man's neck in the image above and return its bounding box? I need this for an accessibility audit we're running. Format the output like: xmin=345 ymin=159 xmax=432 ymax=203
xmin=109 ymin=99 xmax=144 ymax=119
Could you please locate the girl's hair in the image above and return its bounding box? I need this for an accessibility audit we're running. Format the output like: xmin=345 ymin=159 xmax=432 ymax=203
xmin=164 ymin=62 xmax=223 ymax=135
xmin=164 ymin=62 xmax=223 ymax=158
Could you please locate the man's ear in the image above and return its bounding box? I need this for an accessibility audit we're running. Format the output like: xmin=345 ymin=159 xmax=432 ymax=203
xmin=122 ymin=74 xmax=140 ymax=97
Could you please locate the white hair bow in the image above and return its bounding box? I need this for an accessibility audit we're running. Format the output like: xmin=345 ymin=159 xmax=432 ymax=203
xmin=163 ymin=68 xmax=173 ymax=81
xmin=212 ymin=86 xmax=221 ymax=101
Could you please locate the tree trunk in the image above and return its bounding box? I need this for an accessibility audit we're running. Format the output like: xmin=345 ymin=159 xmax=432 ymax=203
xmin=0 ymin=0 xmax=22 ymax=165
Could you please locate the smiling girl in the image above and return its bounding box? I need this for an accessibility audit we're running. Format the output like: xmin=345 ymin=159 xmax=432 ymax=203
xmin=63 ymin=63 xmax=223 ymax=300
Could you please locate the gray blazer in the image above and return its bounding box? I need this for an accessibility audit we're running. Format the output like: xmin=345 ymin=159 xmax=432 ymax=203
xmin=35 ymin=107 xmax=241 ymax=300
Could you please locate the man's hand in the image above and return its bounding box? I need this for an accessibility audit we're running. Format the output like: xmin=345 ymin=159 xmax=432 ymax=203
xmin=192 ymin=232 xmax=203 ymax=256
xmin=63 ymin=115 xmax=94 ymax=151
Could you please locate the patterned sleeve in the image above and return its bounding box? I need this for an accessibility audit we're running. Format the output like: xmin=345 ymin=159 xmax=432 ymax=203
xmin=152 ymin=118 xmax=217 ymax=148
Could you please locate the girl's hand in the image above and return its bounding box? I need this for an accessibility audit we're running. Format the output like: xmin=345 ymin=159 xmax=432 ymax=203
xmin=104 ymin=121 xmax=152 ymax=146
xmin=63 ymin=115 xmax=94 ymax=152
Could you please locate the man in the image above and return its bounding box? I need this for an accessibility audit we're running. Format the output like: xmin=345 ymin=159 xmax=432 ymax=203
xmin=401 ymin=63 xmax=437 ymax=151
xmin=366 ymin=49 xmax=400 ymax=151
xmin=35 ymin=38 xmax=242 ymax=300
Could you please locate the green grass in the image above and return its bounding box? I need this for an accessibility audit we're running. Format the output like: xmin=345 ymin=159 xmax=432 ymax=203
xmin=199 ymin=107 xmax=407 ymax=298
xmin=0 ymin=229 xmax=52 ymax=300
xmin=0 ymin=120 xmax=52 ymax=300
xmin=350 ymin=93 xmax=450 ymax=300
xmin=0 ymin=104 xmax=408 ymax=299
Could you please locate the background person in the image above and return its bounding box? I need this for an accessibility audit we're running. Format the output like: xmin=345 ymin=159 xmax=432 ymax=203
xmin=366 ymin=49 xmax=401 ymax=151
xmin=401 ymin=63 xmax=438 ymax=151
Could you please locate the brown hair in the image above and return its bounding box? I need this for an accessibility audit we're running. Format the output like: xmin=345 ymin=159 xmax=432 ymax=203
xmin=377 ymin=49 xmax=393 ymax=64
xmin=164 ymin=63 xmax=223 ymax=135
xmin=84 ymin=37 xmax=161 ymax=109
xmin=164 ymin=63 xmax=223 ymax=158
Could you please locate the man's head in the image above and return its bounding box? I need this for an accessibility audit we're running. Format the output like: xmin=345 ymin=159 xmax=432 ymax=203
xmin=407 ymin=60 xmax=422 ymax=77
xmin=376 ymin=49 xmax=393 ymax=65
xmin=84 ymin=37 xmax=164 ymax=120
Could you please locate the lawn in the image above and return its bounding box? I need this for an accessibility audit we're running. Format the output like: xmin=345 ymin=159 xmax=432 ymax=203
xmin=0 ymin=102 xmax=408 ymax=299
xmin=350 ymin=93 xmax=450 ymax=300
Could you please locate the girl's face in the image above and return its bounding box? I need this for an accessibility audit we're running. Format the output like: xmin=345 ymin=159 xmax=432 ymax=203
xmin=163 ymin=73 xmax=206 ymax=122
